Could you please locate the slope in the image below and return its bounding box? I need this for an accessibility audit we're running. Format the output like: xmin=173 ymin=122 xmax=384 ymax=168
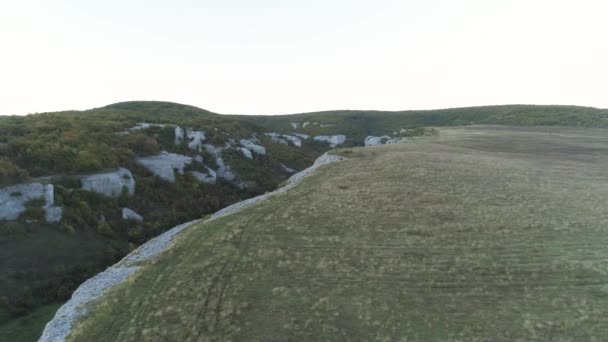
xmin=65 ymin=126 xmax=608 ymax=341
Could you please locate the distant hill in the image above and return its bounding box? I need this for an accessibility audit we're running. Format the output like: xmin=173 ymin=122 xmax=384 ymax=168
xmin=0 ymin=102 xmax=607 ymax=341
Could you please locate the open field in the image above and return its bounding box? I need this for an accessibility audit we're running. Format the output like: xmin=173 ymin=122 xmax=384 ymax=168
xmin=68 ymin=126 xmax=608 ymax=341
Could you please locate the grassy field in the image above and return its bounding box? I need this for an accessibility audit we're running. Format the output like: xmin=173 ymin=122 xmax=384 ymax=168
xmin=68 ymin=126 xmax=608 ymax=341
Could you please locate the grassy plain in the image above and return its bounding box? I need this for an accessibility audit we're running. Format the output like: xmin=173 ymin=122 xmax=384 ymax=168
xmin=69 ymin=126 xmax=608 ymax=341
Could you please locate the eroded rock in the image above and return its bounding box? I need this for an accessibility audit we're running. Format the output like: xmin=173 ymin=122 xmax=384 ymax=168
xmin=136 ymin=152 xmax=193 ymax=183
xmin=122 ymin=208 xmax=143 ymax=222
xmin=81 ymin=168 xmax=135 ymax=198
xmin=313 ymin=135 xmax=347 ymax=147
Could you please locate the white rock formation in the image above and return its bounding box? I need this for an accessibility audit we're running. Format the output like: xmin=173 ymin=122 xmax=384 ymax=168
xmin=240 ymin=139 xmax=266 ymax=155
xmin=265 ymin=133 xmax=303 ymax=147
xmin=174 ymin=127 xmax=185 ymax=145
xmin=122 ymin=208 xmax=143 ymax=222
xmin=131 ymin=122 xmax=167 ymax=131
xmin=290 ymin=122 xmax=300 ymax=129
xmin=215 ymin=156 xmax=236 ymax=181
xmin=81 ymin=168 xmax=135 ymax=198
xmin=294 ymin=133 xmax=310 ymax=139
xmin=365 ymin=135 xmax=407 ymax=146
xmin=190 ymin=167 xmax=217 ymax=184
xmin=136 ymin=152 xmax=193 ymax=183
xmin=386 ymin=137 xmax=407 ymax=144
xmin=240 ymin=147 xmax=253 ymax=160
xmin=264 ymin=133 xmax=289 ymax=145
xmin=186 ymin=130 xmax=206 ymax=151
xmin=45 ymin=206 xmax=63 ymax=223
xmin=0 ymin=183 xmax=61 ymax=222
xmin=302 ymin=122 xmax=310 ymax=128
xmin=313 ymin=135 xmax=347 ymax=147
xmin=203 ymin=144 xmax=226 ymax=156
xmin=364 ymin=136 xmax=391 ymax=146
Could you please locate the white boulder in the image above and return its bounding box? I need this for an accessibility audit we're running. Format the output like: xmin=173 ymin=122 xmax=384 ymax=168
xmin=122 ymin=208 xmax=143 ymax=222
xmin=240 ymin=148 xmax=253 ymax=160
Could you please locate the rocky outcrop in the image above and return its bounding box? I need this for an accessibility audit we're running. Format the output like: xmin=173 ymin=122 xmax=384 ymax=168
xmin=136 ymin=152 xmax=193 ymax=183
xmin=132 ymin=122 xmax=167 ymax=130
xmin=240 ymin=147 xmax=253 ymax=160
xmin=190 ymin=167 xmax=217 ymax=184
xmin=313 ymin=135 xmax=347 ymax=147
xmin=186 ymin=130 xmax=206 ymax=151
xmin=265 ymin=133 xmax=304 ymax=147
xmin=215 ymin=156 xmax=236 ymax=181
xmin=174 ymin=127 xmax=185 ymax=145
xmin=81 ymin=168 xmax=135 ymax=198
xmin=239 ymin=139 xmax=266 ymax=155
xmin=364 ymin=136 xmax=390 ymax=146
xmin=122 ymin=208 xmax=143 ymax=222
xmin=365 ymin=135 xmax=407 ymax=146
xmin=0 ymin=183 xmax=62 ymax=223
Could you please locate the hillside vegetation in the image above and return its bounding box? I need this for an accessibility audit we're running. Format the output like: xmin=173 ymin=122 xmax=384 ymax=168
xmin=67 ymin=126 xmax=608 ymax=341
xmin=0 ymin=102 xmax=607 ymax=340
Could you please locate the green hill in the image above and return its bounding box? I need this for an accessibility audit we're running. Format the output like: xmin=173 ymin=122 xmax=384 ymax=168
xmin=1 ymin=102 xmax=607 ymax=341
xmin=64 ymin=126 xmax=608 ymax=341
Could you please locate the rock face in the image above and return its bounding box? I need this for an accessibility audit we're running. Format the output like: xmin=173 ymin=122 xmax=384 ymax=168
xmin=136 ymin=152 xmax=193 ymax=183
xmin=122 ymin=208 xmax=143 ymax=222
xmin=239 ymin=139 xmax=266 ymax=155
xmin=81 ymin=168 xmax=135 ymax=198
xmin=0 ymin=183 xmax=62 ymax=223
xmin=313 ymin=135 xmax=347 ymax=148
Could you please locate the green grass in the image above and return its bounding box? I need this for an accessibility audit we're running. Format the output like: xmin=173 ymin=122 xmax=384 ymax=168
xmin=0 ymin=303 xmax=62 ymax=342
xmin=59 ymin=126 xmax=608 ymax=340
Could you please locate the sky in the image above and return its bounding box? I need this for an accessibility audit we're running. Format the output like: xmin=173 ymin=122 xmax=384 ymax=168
xmin=1 ymin=0 xmax=607 ymax=116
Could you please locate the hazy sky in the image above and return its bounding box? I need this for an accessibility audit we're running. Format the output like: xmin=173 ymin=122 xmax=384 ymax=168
xmin=1 ymin=0 xmax=607 ymax=115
